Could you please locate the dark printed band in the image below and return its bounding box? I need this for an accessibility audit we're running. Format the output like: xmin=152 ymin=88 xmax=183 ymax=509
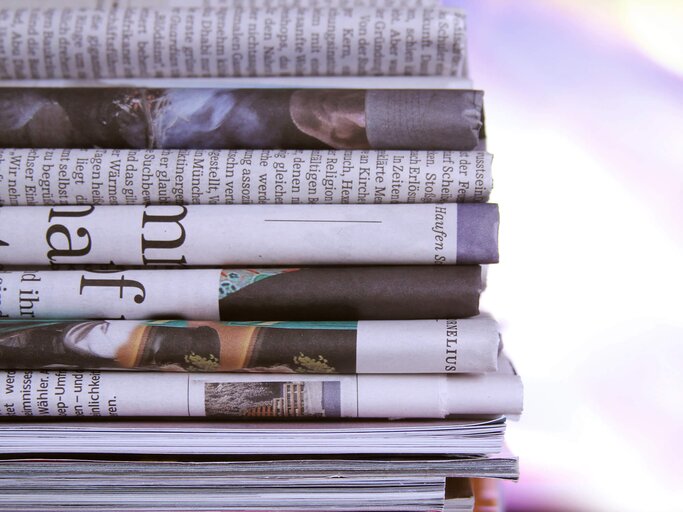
xmin=0 ymin=319 xmax=357 ymax=373
xmin=217 ymin=266 xmax=483 ymax=320
xmin=0 ymin=88 xmax=484 ymax=150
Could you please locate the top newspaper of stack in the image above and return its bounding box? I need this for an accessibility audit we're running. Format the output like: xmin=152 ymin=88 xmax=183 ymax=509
xmin=0 ymin=2 xmax=467 ymax=80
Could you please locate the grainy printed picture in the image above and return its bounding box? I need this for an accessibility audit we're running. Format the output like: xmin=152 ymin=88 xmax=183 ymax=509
xmin=0 ymin=319 xmax=357 ymax=373
xmin=0 ymin=88 xmax=484 ymax=150
xmin=204 ymin=380 xmax=342 ymax=418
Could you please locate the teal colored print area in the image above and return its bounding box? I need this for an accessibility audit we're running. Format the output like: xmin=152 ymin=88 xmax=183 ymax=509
xmin=218 ymin=268 xmax=300 ymax=299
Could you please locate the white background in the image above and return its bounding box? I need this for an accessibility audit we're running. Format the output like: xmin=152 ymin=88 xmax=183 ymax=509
xmin=455 ymin=0 xmax=683 ymax=510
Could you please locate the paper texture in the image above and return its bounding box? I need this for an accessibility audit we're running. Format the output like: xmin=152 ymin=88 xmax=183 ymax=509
xmin=0 ymin=148 xmax=493 ymax=205
xmin=0 ymin=203 xmax=499 ymax=266
xmin=0 ymin=417 xmax=508 ymax=455
xmin=0 ymin=7 xmax=465 ymax=79
xmin=0 ymin=362 xmax=522 ymax=418
xmin=0 ymin=473 xmax=449 ymax=512
xmin=2 ymin=0 xmax=443 ymax=7
xmin=0 ymin=266 xmax=484 ymax=320
xmin=0 ymin=268 xmax=221 ymax=320
xmin=0 ymin=316 xmax=500 ymax=374
xmin=0 ymin=88 xmax=485 ymax=150
xmin=0 ymin=456 xmax=519 ymax=480
xmin=0 ymin=75 xmax=474 ymax=89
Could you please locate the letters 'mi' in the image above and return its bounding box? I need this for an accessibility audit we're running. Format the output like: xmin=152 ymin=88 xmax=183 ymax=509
xmin=141 ymin=205 xmax=188 ymax=266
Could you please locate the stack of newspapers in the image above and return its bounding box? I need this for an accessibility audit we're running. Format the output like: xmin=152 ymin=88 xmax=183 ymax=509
xmin=0 ymin=0 xmax=523 ymax=510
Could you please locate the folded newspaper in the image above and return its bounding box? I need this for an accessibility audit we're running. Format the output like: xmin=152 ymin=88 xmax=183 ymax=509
xmin=0 ymin=417 xmax=508 ymax=455
xmin=0 ymin=7 xmax=466 ymax=79
xmin=0 ymin=266 xmax=484 ymax=320
xmin=0 ymin=355 xmax=522 ymax=418
xmin=0 ymin=148 xmax=493 ymax=205
xmin=0 ymin=88 xmax=485 ymax=150
xmin=0 ymin=203 xmax=499 ymax=266
xmin=0 ymin=316 xmax=501 ymax=374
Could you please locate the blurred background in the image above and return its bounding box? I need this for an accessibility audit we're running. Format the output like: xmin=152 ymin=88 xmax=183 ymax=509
xmin=446 ymin=1 xmax=683 ymax=511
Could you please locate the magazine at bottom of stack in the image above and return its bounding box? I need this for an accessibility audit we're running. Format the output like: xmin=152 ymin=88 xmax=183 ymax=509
xmin=0 ymin=474 xmax=474 ymax=512
xmin=0 ymin=456 xmax=515 ymax=511
xmin=0 ymin=418 xmax=518 ymax=512
xmin=0 ymin=457 xmax=504 ymax=511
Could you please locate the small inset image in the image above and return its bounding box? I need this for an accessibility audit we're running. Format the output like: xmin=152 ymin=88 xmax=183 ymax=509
xmin=204 ymin=381 xmax=341 ymax=418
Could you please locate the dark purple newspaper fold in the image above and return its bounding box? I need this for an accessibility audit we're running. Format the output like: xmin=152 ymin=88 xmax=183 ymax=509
xmin=0 ymin=88 xmax=484 ymax=150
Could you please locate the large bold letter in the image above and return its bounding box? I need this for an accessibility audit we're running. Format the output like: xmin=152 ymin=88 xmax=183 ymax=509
xmin=80 ymin=275 xmax=146 ymax=304
xmin=141 ymin=206 xmax=188 ymax=266
xmin=46 ymin=225 xmax=92 ymax=262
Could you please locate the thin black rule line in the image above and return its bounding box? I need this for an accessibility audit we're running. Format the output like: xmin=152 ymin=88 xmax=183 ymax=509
xmin=264 ymin=219 xmax=382 ymax=223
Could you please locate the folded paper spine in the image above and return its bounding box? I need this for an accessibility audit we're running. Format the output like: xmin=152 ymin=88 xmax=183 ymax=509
xmin=0 ymin=363 xmax=523 ymax=418
xmin=0 ymin=266 xmax=484 ymax=320
xmin=0 ymin=203 xmax=499 ymax=266
xmin=0 ymin=88 xmax=484 ymax=150
xmin=0 ymin=148 xmax=493 ymax=206
xmin=0 ymin=7 xmax=466 ymax=79
xmin=0 ymin=316 xmax=501 ymax=374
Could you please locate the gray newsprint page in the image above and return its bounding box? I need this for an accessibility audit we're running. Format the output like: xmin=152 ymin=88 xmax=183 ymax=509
xmin=0 ymin=6 xmax=466 ymax=79
xmin=0 ymin=203 xmax=499 ymax=266
xmin=0 ymin=149 xmax=492 ymax=205
xmin=0 ymin=356 xmax=523 ymax=418
xmin=0 ymin=88 xmax=485 ymax=150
